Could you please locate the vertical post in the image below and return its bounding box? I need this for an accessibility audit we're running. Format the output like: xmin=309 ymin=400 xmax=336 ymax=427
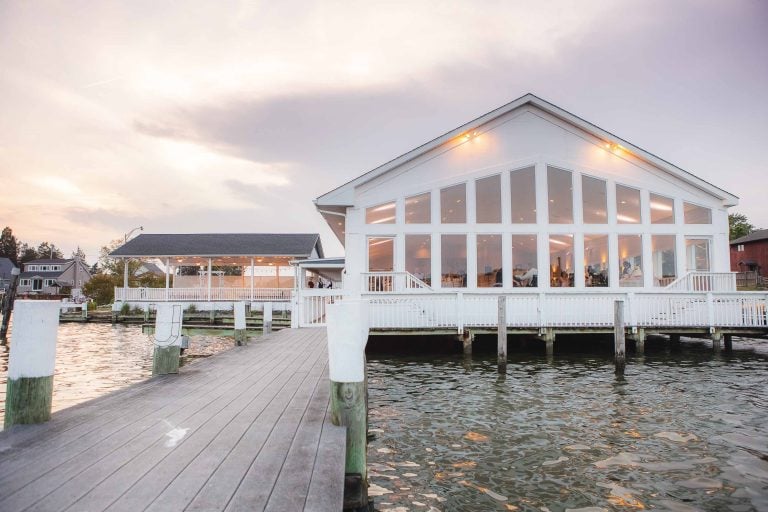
xmin=250 ymin=257 xmax=255 ymax=301
xmin=635 ymin=328 xmax=646 ymax=355
xmin=123 ymin=258 xmax=129 ymax=289
xmin=152 ymin=303 xmax=182 ymax=375
xmin=4 ymin=301 xmax=60 ymax=428
xmin=263 ymin=301 xmax=273 ymax=335
xmin=207 ymin=258 xmax=212 ymax=302
xmin=706 ymin=292 xmax=715 ymax=330
xmin=711 ymin=329 xmax=723 ymax=351
xmin=0 ymin=267 xmax=21 ymax=342
xmin=614 ymin=300 xmax=626 ymax=375
xmin=165 ymin=257 xmax=170 ymax=301
xmin=724 ymin=333 xmax=733 ymax=352
xmin=327 ymin=300 xmax=369 ymax=510
xmin=233 ymin=301 xmax=247 ymax=346
xmin=461 ymin=331 xmax=472 ymax=355
xmin=498 ymin=296 xmax=507 ymax=374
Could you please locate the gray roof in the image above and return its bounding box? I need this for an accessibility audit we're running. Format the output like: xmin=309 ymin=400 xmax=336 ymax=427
xmin=25 ymin=258 xmax=70 ymax=265
xmin=730 ymin=229 xmax=768 ymax=245
xmin=110 ymin=233 xmax=324 ymax=258
xmin=294 ymin=257 xmax=345 ymax=267
xmin=0 ymin=257 xmax=17 ymax=280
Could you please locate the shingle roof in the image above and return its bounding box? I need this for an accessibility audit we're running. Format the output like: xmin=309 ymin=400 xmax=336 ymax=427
xmin=730 ymin=229 xmax=768 ymax=245
xmin=25 ymin=258 xmax=70 ymax=264
xmin=110 ymin=233 xmax=323 ymax=258
xmin=0 ymin=257 xmax=17 ymax=280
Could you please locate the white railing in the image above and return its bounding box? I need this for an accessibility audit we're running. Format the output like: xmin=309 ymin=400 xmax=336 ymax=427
xmin=298 ymin=290 xmax=345 ymax=327
xmin=361 ymin=272 xmax=433 ymax=293
xmin=664 ymin=272 xmax=737 ymax=292
xmin=114 ymin=287 xmax=292 ymax=302
xmin=360 ymin=291 xmax=768 ymax=331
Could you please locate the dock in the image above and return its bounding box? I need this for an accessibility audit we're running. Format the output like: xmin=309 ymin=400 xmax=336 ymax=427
xmin=0 ymin=328 xmax=345 ymax=512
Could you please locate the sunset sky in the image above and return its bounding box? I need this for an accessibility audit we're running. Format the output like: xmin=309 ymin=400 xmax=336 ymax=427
xmin=1 ymin=0 xmax=766 ymax=262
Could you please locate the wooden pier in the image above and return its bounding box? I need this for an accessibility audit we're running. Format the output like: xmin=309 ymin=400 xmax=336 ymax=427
xmin=0 ymin=328 xmax=345 ymax=512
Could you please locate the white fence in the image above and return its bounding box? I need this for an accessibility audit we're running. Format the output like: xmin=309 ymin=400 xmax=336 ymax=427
xmin=664 ymin=272 xmax=737 ymax=292
xmin=361 ymin=272 xmax=432 ymax=293
xmin=115 ymin=287 xmax=292 ymax=302
xmin=297 ymin=290 xmax=345 ymax=327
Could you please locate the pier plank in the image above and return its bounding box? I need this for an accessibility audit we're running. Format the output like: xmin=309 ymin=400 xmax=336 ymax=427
xmin=0 ymin=328 xmax=343 ymax=512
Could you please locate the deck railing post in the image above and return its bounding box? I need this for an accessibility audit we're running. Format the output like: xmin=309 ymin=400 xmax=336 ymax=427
xmin=706 ymin=292 xmax=715 ymax=330
xmin=263 ymin=302 xmax=273 ymax=335
xmin=614 ymin=299 xmax=626 ymax=375
xmin=4 ymin=300 xmax=60 ymax=428
xmin=456 ymin=292 xmax=464 ymax=334
xmin=497 ymin=296 xmax=507 ymax=374
xmin=327 ymin=300 xmax=370 ymax=510
xmin=538 ymin=292 xmax=546 ymax=328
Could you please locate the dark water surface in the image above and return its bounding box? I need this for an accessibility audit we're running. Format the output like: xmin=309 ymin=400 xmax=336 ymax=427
xmin=367 ymin=337 xmax=768 ymax=512
xmin=0 ymin=323 xmax=233 ymax=428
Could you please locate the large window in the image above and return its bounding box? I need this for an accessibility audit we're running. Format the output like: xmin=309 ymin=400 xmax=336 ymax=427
xmin=365 ymin=202 xmax=396 ymax=224
xmin=650 ymin=193 xmax=675 ymax=224
xmin=651 ymin=235 xmax=677 ymax=286
xmin=476 ymin=234 xmax=502 ymax=287
xmin=367 ymin=237 xmax=394 ymax=271
xmin=441 ymin=184 xmax=466 ymax=223
xmin=405 ymin=235 xmax=431 ymax=285
xmin=616 ymin=185 xmax=641 ymax=224
xmin=405 ymin=193 xmax=431 ymax=224
xmin=686 ymin=238 xmax=711 ymax=271
xmin=441 ymin=235 xmax=467 ymax=288
xmin=584 ymin=234 xmax=609 ymax=287
xmin=549 ymin=234 xmax=574 ymax=287
xmin=510 ymin=166 xmax=536 ymax=223
xmin=684 ymin=202 xmax=712 ymax=224
xmin=476 ymin=174 xmax=502 ymax=223
xmin=547 ymin=167 xmax=573 ymax=224
xmin=511 ymin=235 xmax=538 ymax=287
xmin=618 ymin=235 xmax=643 ymax=287
xmin=582 ymin=176 xmax=608 ymax=224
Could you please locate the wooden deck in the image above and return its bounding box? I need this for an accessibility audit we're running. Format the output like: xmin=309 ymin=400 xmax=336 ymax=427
xmin=0 ymin=328 xmax=345 ymax=512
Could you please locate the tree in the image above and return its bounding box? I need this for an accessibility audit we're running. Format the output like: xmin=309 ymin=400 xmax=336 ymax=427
xmin=71 ymin=246 xmax=87 ymax=264
xmin=82 ymin=274 xmax=121 ymax=305
xmin=97 ymin=239 xmax=141 ymax=277
xmin=37 ymin=241 xmax=63 ymax=259
xmin=0 ymin=227 xmax=18 ymax=264
xmin=729 ymin=213 xmax=755 ymax=240
xmin=18 ymin=243 xmax=39 ymax=264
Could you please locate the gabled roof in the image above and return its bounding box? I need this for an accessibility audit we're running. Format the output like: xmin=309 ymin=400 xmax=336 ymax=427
xmin=730 ymin=229 xmax=768 ymax=245
xmin=316 ymin=93 xmax=738 ymax=207
xmin=110 ymin=233 xmax=324 ymax=258
xmin=25 ymin=258 xmax=70 ymax=265
xmin=0 ymin=257 xmax=17 ymax=280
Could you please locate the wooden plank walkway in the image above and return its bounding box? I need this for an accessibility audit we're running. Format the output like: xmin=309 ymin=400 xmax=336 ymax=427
xmin=0 ymin=327 xmax=345 ymax=512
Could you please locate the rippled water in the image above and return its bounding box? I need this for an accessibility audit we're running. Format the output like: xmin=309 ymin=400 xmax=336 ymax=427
xmin=367 ymin=337 xmax=768 ymax=512
xmin=0 ymin=323 xmax=234 ymax=427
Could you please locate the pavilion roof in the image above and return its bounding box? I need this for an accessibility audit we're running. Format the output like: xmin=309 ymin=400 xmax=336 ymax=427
xmin=110 ymin=233 xmax=324 ymax=259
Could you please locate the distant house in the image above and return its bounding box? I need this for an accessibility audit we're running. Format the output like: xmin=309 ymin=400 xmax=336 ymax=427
xmin=135 ymin=261 xmax=165 ymax=278
xmin=0 ymin=257 xmax=18 ymax=292
xmin=17 ymin=258 xmax=93 ymax=298
xmin=730 ymin=229 xmax=768 ymax=275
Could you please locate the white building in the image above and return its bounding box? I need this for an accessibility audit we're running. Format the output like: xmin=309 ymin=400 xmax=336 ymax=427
xmin=305 ymin=94 xmax=766 ymax=336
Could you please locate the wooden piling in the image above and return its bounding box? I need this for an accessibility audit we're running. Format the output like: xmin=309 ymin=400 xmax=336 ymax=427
xmin=327 ymin=300 xmax=370 ymax=511
xmin=497 ymin=296 xmax=507 ymax=374
xmin=724 ymin=333 xmax=733 ymax=351
xmin=233 ymin=301 xmax=247 ymax=346
xmin=0 ymin=267 xmax=20 ymax=343
xmin=152 ymin=304 xmax=183 ymax=376
xmin=614 ymin=300 xmax=626 ymax=375
xmin=4 ymin=300 xmax=60 ymax=428
xmin=460 ymin=331 xmax=472 ymax=355
xmin=711 ymin=329 xmax=723 ymax=351
xmin=263 ymin=302 xmax=273 ymax=335
xmin=635 ymin=328 xmax=646 ymax=355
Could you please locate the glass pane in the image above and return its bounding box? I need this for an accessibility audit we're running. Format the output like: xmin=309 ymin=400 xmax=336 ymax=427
xmin=476 ymin=234 xmax=502 ymax=287
xmin=652 ymin=235 xmax=677 ymax=286
xmin=440 ymin=184 xmax=466 ymax=223
xmin=684 ymin=202 xmax=712 ymax=224
xmin=618 ymin=234 xmax=644 ymax=287
xmin=616 ymin=185 xmax=641 ymax=224
xmin=368 ymin=237 xmax=394 ymax=271
xmin=582 ymin=175 xmax=608 ymax=224
xmin=441 ymin=235 xmax=467 ymax=288
xmin=584 ymin=234 xmax=609 ymax=287
xmin=650 ymin=193 xmax=675 ymax=224
xmin=511 ymin=235 xmax=538 ymax=287
xmin=686 ymin=239 xmax=711 ymax=271
xmin=510 ymin=166 xmax=536 ymax=223
xmin=365 ymin=202 xmax=396 ymax=224
xmin=405 ymin=193 xmax=431 ymax=224
xmin=476 ymin=175 xmax=501 ymax=223
xmin=405 ymin=235 xmax=431 ymax=285
xmin=549 ymin=234 xmax=574 ymax=287
xmin=547 ymin=167 xmax=573 ymax=224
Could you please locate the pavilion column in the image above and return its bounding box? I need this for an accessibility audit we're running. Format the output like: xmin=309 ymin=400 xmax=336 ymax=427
xmin=207 ymin=258 xmax=212 ymax=302
xmin=123 ymin=258 xmax=129 ymax=289
xmin=165 ymin=257 xmax=170 ymax=301
xmin=250 ymin=257 xmax=254 ymax=301
xmin=276 ymin=265 xmax=280 ymax=289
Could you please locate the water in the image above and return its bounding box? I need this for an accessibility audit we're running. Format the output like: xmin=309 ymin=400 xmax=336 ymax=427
xmin=0 ymin=323 xmax=233 ymax=427
xmin=367 ymin=337 xmax=768 ymax=512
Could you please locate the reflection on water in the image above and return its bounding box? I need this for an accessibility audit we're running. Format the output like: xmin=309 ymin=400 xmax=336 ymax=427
xmin=0 ymin=323 xmax=233 ymax=427
xmin=367 ymin=337 xmax=768 ymax=512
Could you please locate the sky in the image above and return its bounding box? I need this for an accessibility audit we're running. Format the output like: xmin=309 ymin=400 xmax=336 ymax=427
xmin=1 ymin=0 xmax=766 ymax=263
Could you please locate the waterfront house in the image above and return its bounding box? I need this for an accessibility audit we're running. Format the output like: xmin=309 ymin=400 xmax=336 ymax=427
xmin=17 ymin=257 xmax=92 ymax=298
xmin=730 ymin=229 xmax=768 ymax=286
xmin=135 ymin=261 xmax=165 ymax=278
xmin=0 ymin=257 xmax=17 ymax=292
xmin=304 ymin=94 xmax=767 ymax=337
xmin=110 ymin=233 xmax=324 ymax=310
